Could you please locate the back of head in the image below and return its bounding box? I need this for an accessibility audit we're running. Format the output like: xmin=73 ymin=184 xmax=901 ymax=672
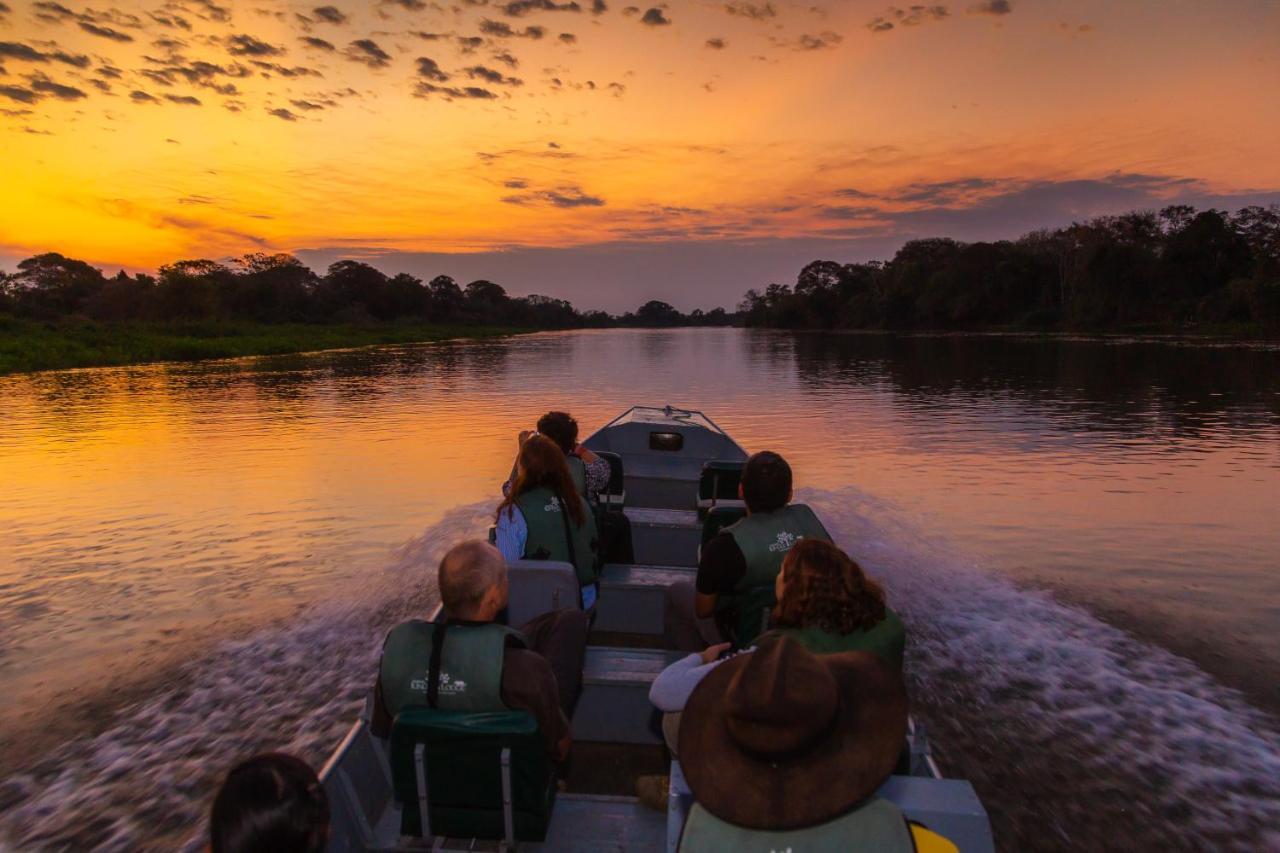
xmin=536 ymin=411 xmax=579 ymax=455
xmin=439 ymin=539 xmax=507 ymax=616
xmin=499 ymin=434 xmax=586 ymax=525
xmin=741 ymin=450 xmax=792 ymax=514
xmin=776 ymin=539 xmax=886 ymax=633
xmin=211 ymin=753 xmax=328 ymax=853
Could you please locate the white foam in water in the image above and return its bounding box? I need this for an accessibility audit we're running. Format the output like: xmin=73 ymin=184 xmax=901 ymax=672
xmin=803 ymin=486 xmax=1280 ymax=850
xmin=3 ymin=494 xmax=1279 ymax=850
xmin=0 ymin=503 xmax=493 ymax=852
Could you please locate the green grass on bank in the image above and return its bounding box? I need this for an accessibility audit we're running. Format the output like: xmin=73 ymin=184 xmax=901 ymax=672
xmin=0 ymin=316 xmax=529 ymax=375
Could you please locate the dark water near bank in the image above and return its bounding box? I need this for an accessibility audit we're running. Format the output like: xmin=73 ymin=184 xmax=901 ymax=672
xmin=1 ymin=329 xmax=1278 ymax=850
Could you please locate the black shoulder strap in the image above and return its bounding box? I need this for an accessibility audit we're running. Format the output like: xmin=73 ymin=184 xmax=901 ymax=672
xmin=426 ymin=622 xmax=447 ymax=709
xmin=556 ymin=495 xmax=578 ymax=575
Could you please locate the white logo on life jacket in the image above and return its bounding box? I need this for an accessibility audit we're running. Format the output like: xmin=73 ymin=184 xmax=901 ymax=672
xmin=409 ymin=672 xmax=468 ymax=694
xmin=768 ymin=531 xmax=802 ymax=553
xmin=544 ymin=500 xmax=562 ymax=513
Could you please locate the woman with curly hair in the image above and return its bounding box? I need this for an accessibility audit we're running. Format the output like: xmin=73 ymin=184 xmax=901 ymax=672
xmin=765 ymin=538 xmax=904 ymax=668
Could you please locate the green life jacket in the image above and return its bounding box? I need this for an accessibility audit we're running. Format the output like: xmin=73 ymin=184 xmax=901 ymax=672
xmin=679 ymin=796 xmax=915 ymax=853
xmin=566 ymin=454 xmax=588 ymax=501
xmin=718 ymin=504 xmax=831 ymax=641
xmin=379 ymin=621 xmax=524 ymax=716
xmin=762 ymin=607 xmax=906 ymax=669
xmin=515 ymin=486 xmax=599 ymax=587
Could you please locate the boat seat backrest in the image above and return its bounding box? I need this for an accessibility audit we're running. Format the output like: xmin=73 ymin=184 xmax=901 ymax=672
xmin=732 ymin=584 xmax=777 ymax=647
xmin=595 ymin=451 xmax=626 ymax=507
xmin=696 ymin=460 xmax=745 ymax=519
xmin=700 ymin=505 xmax=748 ymax=547
xmin=505 ymin=559 xmax=582 ymax=626
xmin=390 ymin=709 xmax=557 ymax=843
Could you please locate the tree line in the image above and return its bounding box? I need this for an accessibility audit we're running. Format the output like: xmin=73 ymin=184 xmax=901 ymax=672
xmin=740 ymin=205 xmax=1280 ymax=332
xmin=0 ymin=253 xmax=737 ymax=329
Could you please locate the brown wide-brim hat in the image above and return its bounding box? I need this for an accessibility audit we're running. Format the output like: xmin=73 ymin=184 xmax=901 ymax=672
xmin=678 ymin=635 xmax=908 ymax=830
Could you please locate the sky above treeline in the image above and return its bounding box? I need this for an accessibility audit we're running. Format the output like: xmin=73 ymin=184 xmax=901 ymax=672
xmin=2 ymin=1 xmax=1279 ymax=310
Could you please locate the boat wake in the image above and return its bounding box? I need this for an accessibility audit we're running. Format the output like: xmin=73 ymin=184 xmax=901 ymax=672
xmin=0 ymin=503 xmax=494 ymax=853
xmin=804 ymin=486 xmax=1280 ymax=851
xmin=2 ymin=493 xmax=1277 ymax=851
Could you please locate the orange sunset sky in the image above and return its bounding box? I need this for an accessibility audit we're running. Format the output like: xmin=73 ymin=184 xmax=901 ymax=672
xmin=2 ymin=0 xmax=1279 ymax=309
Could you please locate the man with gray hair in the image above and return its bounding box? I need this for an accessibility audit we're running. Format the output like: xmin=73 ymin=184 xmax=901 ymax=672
xmin=370 ymin=540 xmax=589 ymax=762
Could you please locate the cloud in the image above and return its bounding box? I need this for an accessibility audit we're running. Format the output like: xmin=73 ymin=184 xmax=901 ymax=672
xmin=0 ymin=85 xmax=38 ymax=104
xmin=413 ymin=82 xmax=499 ymax=100
xmin=501 ymin=185 xmax=605 ymax=207
xmin=164 ymin=94 xmax=202 ymax=105
xmin=384 ymin=0 xmax=428 ymax=10
xmin=301 ymin=36 xmax=336 ymax=50
xmin=130 ymin=89 xmax=160 ymax=103
xmin=268 ymin=106 xmax=300 ymax=121
xmin=640 ymin=8 xmax=670 ymax=26
xmin=835 ymin=188 xmax=875 ymax=200
xmin=27 ymin=74 xmax=87 ymax=100
xmin=0 ymin=42 xmax=90 ymax=68
xmin=0 ymin=2 xmax=10 ymax=16
xmin=591 ymin=0 xmax=607 ymax=13
xmin=149 ymin=11 xmax=192 ymax=30
xmin=415 ymin=56 xmax=450 ymax=81
xmin=504 ymin=178 xmax=529 ymax=188
xmin=869 ymin=5 xmax=951 ymax=32
xmin=78 ymin=22 xmax=135 ymax=42
xmin=465 ymin=65 xmax=522 ymax=85
xmin=492 ymin=50 xmax=519 ymax=67
xmin=969 ymin=0 xmax=1012 ymax=15
xmin=724 ymin=2 xmax=774 ymax=20
xmin=705 ymin=37 xmax=726 ymax=49
xmin=227 ymin=35 xmax=285 ymax=57
xmin=797 ymin=31 xmax=841 ymax=50
xmin=290 ymin=98 xmax=331 ymax=110
xmin=558 ymin=32 xmax=577 ymax=43
xmin=312 ymin=5 xmax=348 ymax=24
xmin=502 ymin=1 xmax=583 ymax=16
xmin=345 ymin=39 xmax=392 ymax=68
xmin=457 ymin=35 xmax=485 ymax=52
xmin=480 ymin=18 xmax=547 ymax=38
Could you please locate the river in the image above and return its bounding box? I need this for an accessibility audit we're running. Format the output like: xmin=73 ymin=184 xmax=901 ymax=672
xmin=1 ymin=328 xmax=1278 ymax=850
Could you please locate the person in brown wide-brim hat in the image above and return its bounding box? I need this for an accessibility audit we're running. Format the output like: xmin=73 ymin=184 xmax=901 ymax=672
xmin=677 ymin=634 xmax=908 ymax=830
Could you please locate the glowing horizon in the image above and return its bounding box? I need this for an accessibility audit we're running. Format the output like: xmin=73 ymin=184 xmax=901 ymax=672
xmin=2 ymin=0 xmax=1279 ymax=309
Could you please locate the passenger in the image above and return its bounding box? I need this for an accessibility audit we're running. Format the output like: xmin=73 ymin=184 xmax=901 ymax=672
xmin=504 ymin=410 xmax=611 ymax=503
xmin=370 ymin=540 xmax=589 ymax=763
xmin=664 ymin=450 xmax=830 ymax=651
xmin=210 ymin=752 xmax=329 ymax=853
xmin=641 ymin=539 xmax=902 ymax=810
xmin=762 ymin=538 xmax=905 ymax=668
xmin=676 ymin=637 xmax=948 ymax=851
xmin=495 ymin=434 xmax=601 ymax=609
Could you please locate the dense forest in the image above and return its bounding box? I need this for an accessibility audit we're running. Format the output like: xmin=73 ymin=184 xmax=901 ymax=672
xmin=740 ymin=205 xmax=1280 ymax=332
xmin=0 ymin=253 xmax=735 ymax=329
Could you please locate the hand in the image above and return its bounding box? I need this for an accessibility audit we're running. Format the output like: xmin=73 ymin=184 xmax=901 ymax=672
xmin=700 ymin=642 xmax=731 ymax=664
xmin=519 ymin=430 xmax=534 ymax=444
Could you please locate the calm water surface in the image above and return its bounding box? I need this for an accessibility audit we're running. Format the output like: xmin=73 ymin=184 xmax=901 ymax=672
xmin=1 ymin=329 xmax=1278 ymax=850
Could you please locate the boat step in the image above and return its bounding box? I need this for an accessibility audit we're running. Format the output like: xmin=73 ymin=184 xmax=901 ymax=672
xmin=624 ymin=508 xmax=701 ymax=567
xmin=575 ymin=646 xmax=683 ymax=745
xmin=597 ymin=564 xmax=695 ymax=635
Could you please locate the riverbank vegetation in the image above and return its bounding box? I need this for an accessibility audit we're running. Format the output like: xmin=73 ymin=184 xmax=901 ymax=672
xmin=0 ymin=253 xmax=734 ymax=373
xmin=741 ymin=205 xmax=1280 ymax=334
xmin=0 ymin=317 xmax=527 ymax=375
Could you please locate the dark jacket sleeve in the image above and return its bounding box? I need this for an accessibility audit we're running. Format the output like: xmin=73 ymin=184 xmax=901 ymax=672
xmin=696 ymin=531 xmax=747 ymax=595
xmin=501 ymin=650 xmax=572 ymax=759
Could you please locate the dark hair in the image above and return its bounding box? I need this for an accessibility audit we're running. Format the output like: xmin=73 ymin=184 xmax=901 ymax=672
xmin=773 ymin=539 xmax=886 ymax=634
xmin=536 ymin=411 xmax=579 ymax=455
xmin=741 ymin=451 xmax=792 ymax=513
xmin=211 ymin=753 xmax=329 ymax=853
xmin=497 ymin=434 xmax=586 ymax=527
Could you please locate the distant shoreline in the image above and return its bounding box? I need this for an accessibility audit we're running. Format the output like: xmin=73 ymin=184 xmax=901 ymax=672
xmin=0 ymin=317 xmax=531 ymax=376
